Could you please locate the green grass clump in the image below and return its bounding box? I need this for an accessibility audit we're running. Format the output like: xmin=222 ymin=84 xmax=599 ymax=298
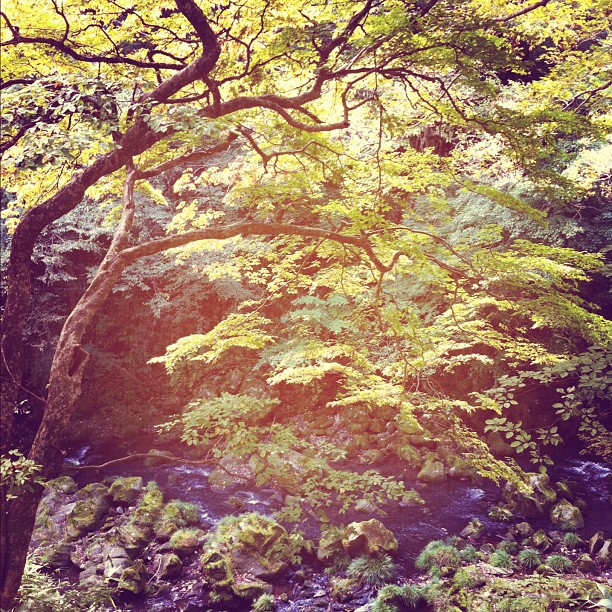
xmin=518 ymin=548 xmax=541 ymax=570
xmin=460 ymin=544 xmax=479 ymax=562
xmin=562 ymin=532 xmax=583 ymax=550
xmin=371 ymin=584 xmax=425 ymax=612
xmin=416 ymin=540 xmax=461 ymax=571
xmin=490 ymin=549 xmax=513 ymax=569
xmin=496 ymin=540 xmax=519 ymax=554
xmin=346 ymin=555 xmax=397 ymax=587
xmin=252 ymin=593 xmax=275 ymax=612
xmin=546 ymin=554 xmax=572 ymax=573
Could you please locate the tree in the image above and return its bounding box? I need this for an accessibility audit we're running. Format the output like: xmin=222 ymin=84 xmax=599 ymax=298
xmin=1 ymin=0 xmax=611 ymax=606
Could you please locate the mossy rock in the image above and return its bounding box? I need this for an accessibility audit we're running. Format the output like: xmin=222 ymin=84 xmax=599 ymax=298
xmin=231 ymin=576 xmax=273 ymax=600
xmin=131 ymin=482 xmax=164 ymax=528
xmin=169 ymin=528 xmax=205 ymax=558
xmin=46 ymin=475 xmax=78 ymax=495
xmin=391 ymin=440 xmax=422 ymax=466
xmin=595 ymin=540 xmax=612 ymax=568
xmin=530 ymin=529 xmax=552 ymax=552
xmin=488 ymin=506 xmax=513 ymax=523
xmin=504 ymin=472 xmax=557 ymax=518
xmin=417 ymin=457 xmax=446 ymax=483
xmin=154 ymin=499 xmax=201 ymax=541
xmin=206 ymin=513 xmax=301 ymax=582
xmin=153 ymin=552 xmax=183 ymax=580
xmin=37 ymin=542 xmax=75 ymax=569
xmin=549 ymin=499 xmax=584 ymax=531
xmin=118 ymin=559 xmax=147 ymax=594
xmin=460 ymin=518 xmax=486 ymax=540
xmin=104 ymin=546 xmax=131 ymax=581
xmin=108 ymin=476 xmax=143 ymax=504
xmin=342 ymin=519 xmax=398 ymax=558
xmin=470 ymin=576 xmax=603 ymax=612
xmin=118 ymin=521 xmax=154 ymax=555
xmin=66 ymin=484 xmax=111 ymax=539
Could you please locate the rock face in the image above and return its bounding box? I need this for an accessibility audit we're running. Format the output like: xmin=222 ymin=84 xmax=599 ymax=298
xmin=504 ymin=472 xmax=557 ymax=518
xmin=588 ymin=531 xmax=605 ymax=556
xmin=342 ymin=519 xmax=398 ymax=558
xmin=549 ymin=499 xmax=584 ymax=530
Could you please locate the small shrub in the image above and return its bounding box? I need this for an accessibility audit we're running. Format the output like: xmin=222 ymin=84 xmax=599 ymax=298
xmin=347 ymin=555 xmax=397 ymax=587
xmin=252 ymin=593 xmax=276 ymax=612
xmin=460 ymin=544 xmax=479 ymax=562
xmin=518 ymin=548 xmax=541 ymax=570
xmin=489 ymin=549 xmax=513 ymax=569
xmin=546 ymin=554 xmax=572 ymax=573
xmin=416 ymin=540 xmax=461 ymax=571
xmin=15 ymin=560 xmax=115 ymax=611
xmin=562 ymin=532 xmax=583 ymax=550
xmin=371 ymin=584 xmax=425 ymax=611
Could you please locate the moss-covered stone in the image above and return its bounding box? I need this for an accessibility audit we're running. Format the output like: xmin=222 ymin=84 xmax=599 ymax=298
xmin=549 ymin=499 xmax=584 ymax=531
xmin=504 ymin=472 xmax=557 ymax=518
xmin=169 ymin=528 xmax=205 ymax=558
xmin=153 ymin=553 xmax=183 ymax=579
xmin=66 ymin=484 xmax=111 ymax=539
xmin=108 ymin=476 xmax=143 ymax=504
xmin=202 ymin=512 xmax=303 ymax=601
xmin=595 ymin=540 xmax=612 ymax=568
xmin=37 ymin=542 xmax=75 ymax=569
xmin=417 ymin=457 xmax=446 ymax=483
xmin=530 ymin=529 xmax=552 ymax=552
xmin=118 ymin=559 xmax=147 ymax=593
xmin=104 ymin=546 xmax=131 ymax=581
xmin=460 ymin=518 xmax=486 ymax=540
xmin=342 ymin=519 xmax=398 ymax=558
xmin=46 ymin=475 xmax=78 ymax=495
xmin=231 ymin=576 xmax=273 ymax=600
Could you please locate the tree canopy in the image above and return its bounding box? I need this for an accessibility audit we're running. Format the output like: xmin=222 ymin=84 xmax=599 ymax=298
xmin=1 ymin=0 xmax=611 ymax=607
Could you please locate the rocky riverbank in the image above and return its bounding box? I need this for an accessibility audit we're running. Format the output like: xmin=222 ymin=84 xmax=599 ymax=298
xmin=17 ymin=466 xmax=612 ymax=611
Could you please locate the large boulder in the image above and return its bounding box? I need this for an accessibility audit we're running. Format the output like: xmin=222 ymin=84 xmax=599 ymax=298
xmin=417 ymin=457 xmax=446 ymax=483
xmin=66 ymin=483 xmax=111 ymax=539
xmin=342 ymin=519 xmax=398 ymax=558
xmin=549 ymin=499 xmax=584 ymax=530
xmin=200 ymin=513 xmax=305 ymax=604
xmin=504 ymin=472 xmax=557 ymax=518
xmin=108 ymin=477 xmax=143 ymax=505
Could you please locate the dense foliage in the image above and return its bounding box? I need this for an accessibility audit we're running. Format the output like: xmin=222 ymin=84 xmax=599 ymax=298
xmin=1 ymin=0 xmax=611 ymax=606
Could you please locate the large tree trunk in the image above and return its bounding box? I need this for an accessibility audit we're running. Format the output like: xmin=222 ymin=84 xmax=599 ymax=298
xmin=0 ymin=171 xmax=137 ymax=609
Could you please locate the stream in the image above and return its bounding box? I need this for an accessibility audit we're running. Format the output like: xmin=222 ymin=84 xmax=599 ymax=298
xmin=65 ymin=445 xmax=612 ymax=569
